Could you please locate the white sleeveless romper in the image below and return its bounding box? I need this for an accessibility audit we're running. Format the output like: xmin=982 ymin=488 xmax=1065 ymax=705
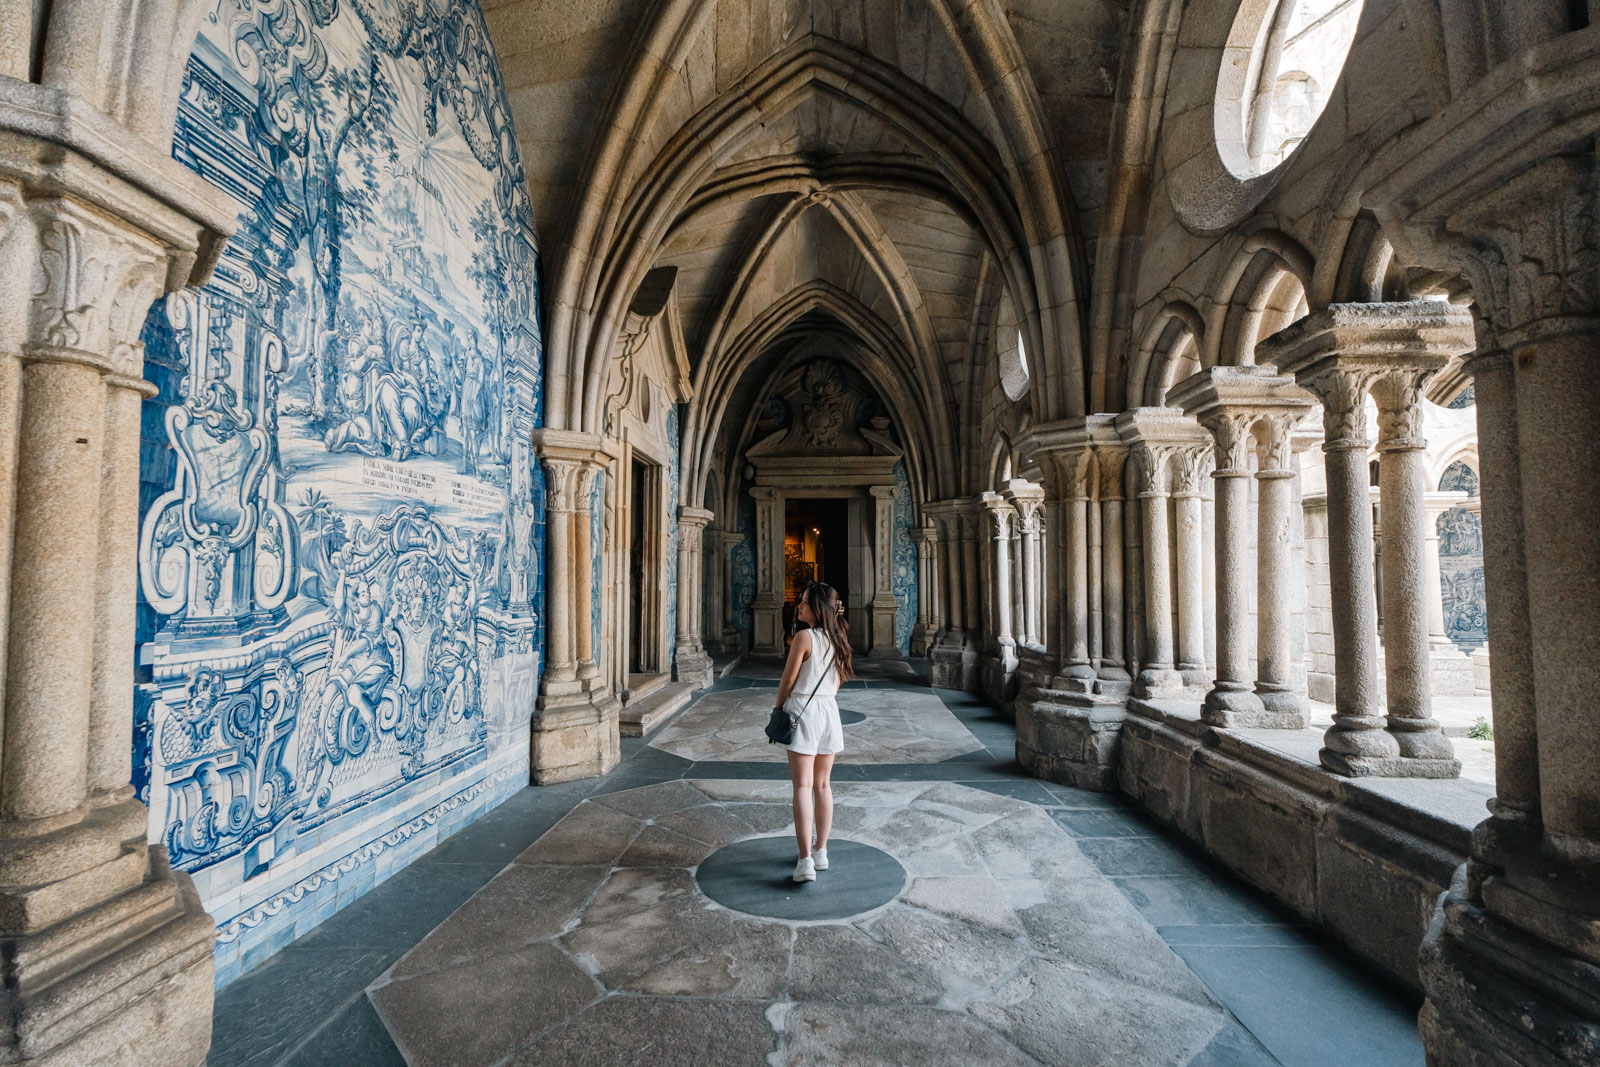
xmin=782 ymin=630 xmax=843 ymax=756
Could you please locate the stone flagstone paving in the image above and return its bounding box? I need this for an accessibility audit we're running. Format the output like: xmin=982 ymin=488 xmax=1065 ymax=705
xmin=207 ymin=661 xmax=1427 ymax=1067
xmin=368 ymin=780 xmax=1227 ymax=1066
xmin=649 ymin=686 xmax=985 ymax=763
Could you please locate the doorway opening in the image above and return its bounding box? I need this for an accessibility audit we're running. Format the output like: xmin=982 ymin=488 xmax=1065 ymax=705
xmin=628 ymin=455 xmax=665 ymax=684
xmin=784 ymin=497 xmax=850 ymax=639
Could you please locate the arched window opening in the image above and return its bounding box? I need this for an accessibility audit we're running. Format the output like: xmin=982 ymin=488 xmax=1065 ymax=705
xmin=1217 ymin=0 xmax=1365 ymax=178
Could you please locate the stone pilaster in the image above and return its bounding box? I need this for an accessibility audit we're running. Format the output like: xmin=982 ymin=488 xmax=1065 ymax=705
xmin=926 ymin=502 xmax=978 ymax=690
xmin=749 ymin=487 xmax=783 ymax=653
xmin=1171 ymin=445 xmax=1211 ymax=684
xmin=673 ymin=506 xmax=715 ymax=686
xmin=718 ymin=529 xmax=745 ymax=655
xmin=0 ymin=65 xmax=240 ymax=1062
xmin=909 ymin=523 xmax=937 ymax=655
xmin=1264 ymin=302 xmax=1473 ymax=778
xmin=868 ymin=485 xmax=901 ymax=656
xmin=532 ymin=429 xmax=621 ymax=784
xmin=1003 ymin=481 xmax=1046 ymax=649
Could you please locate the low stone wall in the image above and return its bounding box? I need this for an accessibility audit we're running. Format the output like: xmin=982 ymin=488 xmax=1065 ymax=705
xmin=1117 ymin=699 xmax=1492 ymax=988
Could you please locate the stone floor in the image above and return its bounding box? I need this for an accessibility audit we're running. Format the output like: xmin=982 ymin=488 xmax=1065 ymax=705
xmin=209 ymin=662 xmax=1428 ymax=1066
xmin=649 ymin=679 xmax=985 ymax=762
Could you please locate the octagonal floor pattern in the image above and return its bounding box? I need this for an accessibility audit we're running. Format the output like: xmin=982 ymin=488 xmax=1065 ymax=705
xmin=209 ymin=660 xmax=1428 ymax=1067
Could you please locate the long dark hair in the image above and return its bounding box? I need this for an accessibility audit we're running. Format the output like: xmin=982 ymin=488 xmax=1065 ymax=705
xmin=800 ymin=582 xmax=854 ymax=682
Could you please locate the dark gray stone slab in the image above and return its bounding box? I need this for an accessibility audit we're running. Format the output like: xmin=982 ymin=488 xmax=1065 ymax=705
xmin=838 ymin=709 xmax=868 ymax=725
xmin=210 ymin=947 xmax=393 ymax=1067
xmin=1169 ymin=943 xmax=1425 ymax=1067
xmin=283 ymin=994 xmax=406 ymax=1067
xmin=1052 ymin=808 xmax=1155 ymax=838
xmin=695 ymin=837 xmax=906 ymax=921
xmin=370 ymin=942 xmax=598 ymax=1067
xmin=1076 ymin=833 xmax=1207 ymax=876
xmin=1112 ymin=875 xmax=1290 ymax=926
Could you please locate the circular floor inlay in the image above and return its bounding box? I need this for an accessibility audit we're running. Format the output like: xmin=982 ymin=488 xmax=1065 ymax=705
xmin=695 ymin=837 xmax=906 ymax=921
xmin=838 ymin=709 xmax=867 ymax=725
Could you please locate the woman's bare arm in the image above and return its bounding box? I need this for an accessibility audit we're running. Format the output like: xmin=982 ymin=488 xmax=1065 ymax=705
xmin=774 ymin=629 xmax=811 ymax=707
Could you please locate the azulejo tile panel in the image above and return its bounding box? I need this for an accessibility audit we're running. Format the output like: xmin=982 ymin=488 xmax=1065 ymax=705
xmin=134 ymin=0 xmax=543 ymax=984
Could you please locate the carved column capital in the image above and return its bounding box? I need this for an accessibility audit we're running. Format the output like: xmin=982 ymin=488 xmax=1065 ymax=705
xmin=1371 ymin=368 xmax=1437 ymax=453
xmin=1094 ymin=447 xmax=1128 ymax=500
xmin=1133 ymin=443 xmax=1169 ymax=498
xmin=1171 ymin=446 xmax=1213 ymax=498
xmin=1200 ymin=412 xmax=1257 ymax=477
xmin=26 ymin=197 xmax=168 ymax=384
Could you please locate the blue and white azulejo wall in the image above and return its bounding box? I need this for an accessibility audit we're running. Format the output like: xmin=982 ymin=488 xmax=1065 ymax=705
xmin=134 ymin=0 xmax=543 ymax=986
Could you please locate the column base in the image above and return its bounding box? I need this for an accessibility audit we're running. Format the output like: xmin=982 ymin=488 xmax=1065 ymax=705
xmin=1134 ymin=668 xmax=1183 ymax=699
xmin=673 ymin=645 xmax=714 ymax=689
xmin=1420 ymin=878 xmax=1600 ymax=1066
xmin=1201 ymin=684 xmax=1266 ymax=727
xmin=1254 ymin=687 xmax=1312 ymax=729
xmin=531 ymin=689 xmax=621 ymax=784
xmin=1015 ymin=688 xmax=1125 ymax=791
xmin=909 ymin=622 xmax=930 ymax=657
xmin=1319 ymin=749 xmax=1462 ymax=779
xmin=0 ymin=814 xmax=215 ymax=1067
xmin=1389 ymin=720 xmax=1459 ymax=762
xmin=928 ymin=640 xmax=978 ymax=690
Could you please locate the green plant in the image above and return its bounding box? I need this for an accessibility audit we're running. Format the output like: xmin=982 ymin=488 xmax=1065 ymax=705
xmin=1467 ymin=717 xmax=1494 ymax=741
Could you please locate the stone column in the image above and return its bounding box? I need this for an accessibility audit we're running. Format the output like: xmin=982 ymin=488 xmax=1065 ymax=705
xmin=1022 ymin=507 xmax=1043 ymax=645
xmin=533 ymin=430 xmax=622 ymax=783
xmin=1173 ymin=366 xmax=1315 ymax=726
xmin=869 ymin=485 xmax=901 ymax=655
xmin=1172 ymin=447 xmax=1211 ymax=684
xmin=0 ymin=76 xmax=240 ymax=1058
xmin=1255 ymin=415 xmax=1312 ymax=724
xmin=541 ymin=459 xmax=580 ymax=684
xmin=1095 ymin=450 xmax=1131 ymax=681
xmin=674 ymin=507 xmax=715 ymax=685
xmin=1196 ymin=414 xmax=1263 ymax=724
xmin=1372 ymin=368 xmax=1460 ymax=769
xmin=982 ymin=495 xmax=1017 ymax=656
xmin=1009 ymin=516 xmax=1026 ymax=645
xmin=1133 ymin=444 xmax=1179 ymax=697
xmin=1266 ymin=301 xmax=1473 ymax=777
xmin=750 ymin=487 xmax=783 ymax=652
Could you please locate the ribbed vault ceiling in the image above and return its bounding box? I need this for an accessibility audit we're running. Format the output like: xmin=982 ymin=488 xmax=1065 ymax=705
xmin=483 ymin=0 xmax=1130 ymax=500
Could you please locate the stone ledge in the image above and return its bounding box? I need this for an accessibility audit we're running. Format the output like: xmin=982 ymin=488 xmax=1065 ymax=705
xmin=1120 ymin=698 xmax=1495 ymax=988
xmin=619 ymin=681 xmax=697 ymax=738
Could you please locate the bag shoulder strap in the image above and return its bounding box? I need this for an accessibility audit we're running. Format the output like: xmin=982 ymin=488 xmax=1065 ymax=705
xmin=794 ymin=632 xmax=831 ymax=715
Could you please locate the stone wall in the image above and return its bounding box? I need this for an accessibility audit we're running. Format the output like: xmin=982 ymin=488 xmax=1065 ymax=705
xmin=133 ymin=0 xmax=542 ymax=987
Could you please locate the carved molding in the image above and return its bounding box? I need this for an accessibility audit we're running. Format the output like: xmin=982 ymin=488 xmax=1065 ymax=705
xmin=28 ymin=197 xmax=168 ymax=378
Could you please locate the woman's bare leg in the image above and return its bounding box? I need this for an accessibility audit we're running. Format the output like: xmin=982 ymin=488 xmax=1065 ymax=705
xmin=813 ymin=753 xmax=835 ymax=850
xmin=788 ymin=751 xmax=815 ymax=857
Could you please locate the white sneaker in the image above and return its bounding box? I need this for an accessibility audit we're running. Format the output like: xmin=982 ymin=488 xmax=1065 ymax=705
xmin=814 ymin=847 xmax=829 ymax=871
xmin=794 ymin=856 xmax=816 ymax=883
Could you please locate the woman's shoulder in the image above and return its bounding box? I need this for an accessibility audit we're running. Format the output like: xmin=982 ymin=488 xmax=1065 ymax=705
xmin=791 ymin=627 xmax=815 ymax=652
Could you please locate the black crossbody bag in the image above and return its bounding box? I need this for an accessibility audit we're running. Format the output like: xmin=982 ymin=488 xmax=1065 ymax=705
xmin=765 ymin=642 xmax=831 ymax=745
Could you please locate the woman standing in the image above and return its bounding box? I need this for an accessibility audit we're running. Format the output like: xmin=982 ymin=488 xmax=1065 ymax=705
xmin=773 ymin=582 xmax=853 ymax=882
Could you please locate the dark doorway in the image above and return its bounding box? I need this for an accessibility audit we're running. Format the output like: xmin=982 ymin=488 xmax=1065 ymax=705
xmin=784 ymin=497 xmax=850 ymax=637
